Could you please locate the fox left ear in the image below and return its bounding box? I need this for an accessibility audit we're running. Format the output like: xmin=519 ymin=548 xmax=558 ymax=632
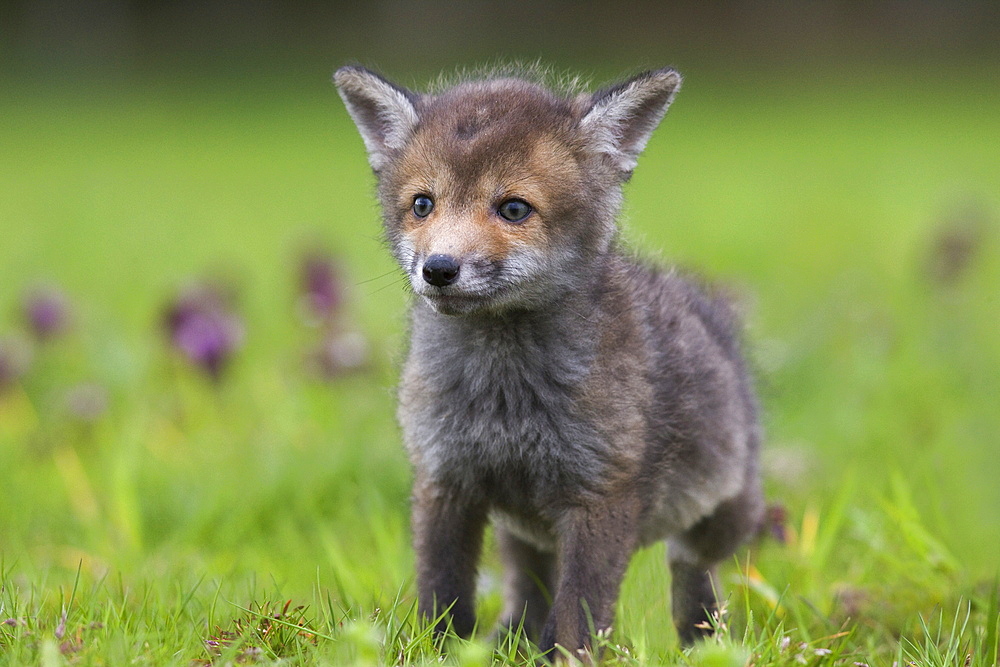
xmin=334 ymin=66 xmax=421 ymax=173
xmin=580 ymin=68 xmax=682 ymax=177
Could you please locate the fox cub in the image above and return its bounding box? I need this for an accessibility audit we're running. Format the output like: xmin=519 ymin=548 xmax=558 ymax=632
xmin=335 ymin=65 xmax=764 ymax=655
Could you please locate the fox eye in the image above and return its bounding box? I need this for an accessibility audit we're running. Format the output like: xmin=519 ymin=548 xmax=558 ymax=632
xmin=498 ymin=199 xmax=532 ymax=223
xmin=412 ymin=195 xmax=434 ymax=218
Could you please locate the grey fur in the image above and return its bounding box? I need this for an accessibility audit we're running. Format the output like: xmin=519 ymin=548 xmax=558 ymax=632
xmin=334 ymin=64 xmax=764 ymax=656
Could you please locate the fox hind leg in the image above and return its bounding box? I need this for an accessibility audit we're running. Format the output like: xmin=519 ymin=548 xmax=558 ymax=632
xmin=668 ymin=561 xmax=720 ymax=645
xmin=496 ymin=527 xmax=555 ymax=641
xmin=668 ymin=481 xmax=765 ymax=644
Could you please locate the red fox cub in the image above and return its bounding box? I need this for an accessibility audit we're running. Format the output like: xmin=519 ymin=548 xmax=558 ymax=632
xmin=335 ymin=65 xmax=764 ymax=657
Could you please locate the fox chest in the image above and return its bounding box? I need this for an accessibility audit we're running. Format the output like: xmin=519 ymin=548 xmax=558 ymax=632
xmin=399 ymin=337 xmax=604 ymax=505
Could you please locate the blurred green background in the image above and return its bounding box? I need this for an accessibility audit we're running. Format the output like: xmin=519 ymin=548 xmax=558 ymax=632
xmin=1 ymin=1 xmax=999 ymax=662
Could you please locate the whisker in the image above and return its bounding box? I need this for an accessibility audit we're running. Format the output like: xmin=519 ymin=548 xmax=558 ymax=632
xmin=366 ymin=275 xmax=412 ymax=297
xmin=354 ymin=269 xmax=402 ymax=286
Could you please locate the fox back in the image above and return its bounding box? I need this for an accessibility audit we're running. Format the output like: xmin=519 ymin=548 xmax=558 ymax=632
xmin=335 ymin=65 xmax=764 ymax=657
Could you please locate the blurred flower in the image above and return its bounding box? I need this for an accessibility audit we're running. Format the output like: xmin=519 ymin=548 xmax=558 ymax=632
xmin=163 ymin=284 xmax=245 ymax=381
xmin=763 ymin=503 xmax=788 ymax=544
xmin=0 ymin=335 xmax=33 ymax=392
xmin=23 ymin=285 xmax=71 ymax=341
xmin=297 ymin=252 xmax=344 ymax=325
xmin=832 ymin=584 xmax=870 ymax=618
xmin=293 ymin=246 xmax=369 ymax=380
xmin=926 ymin=198 xmax=990 ymax=287
xmin=65 ymin=383 xmax=108 ymax=423
xmin=308 ymin=331 xmax=369 ymax=379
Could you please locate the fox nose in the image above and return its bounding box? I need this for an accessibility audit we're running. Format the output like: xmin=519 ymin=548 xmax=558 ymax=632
xmin=422 ymin=254 xmax=461 ymax=287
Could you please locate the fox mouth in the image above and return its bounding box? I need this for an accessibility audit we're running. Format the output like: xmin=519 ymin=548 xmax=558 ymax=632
xmin=408 ymin=254 xmax=540 ymax=315
xmin=418 ymin=289 xmax=492 ymax=315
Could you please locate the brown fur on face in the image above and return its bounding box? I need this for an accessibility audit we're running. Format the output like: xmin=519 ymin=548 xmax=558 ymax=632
xmin=388 ymin=86 xmax=586 ymax=261
xmin=335 ymin=65 xmax=764 ymax=659
xmin=375 ymin=85 xmax=602 ymax=318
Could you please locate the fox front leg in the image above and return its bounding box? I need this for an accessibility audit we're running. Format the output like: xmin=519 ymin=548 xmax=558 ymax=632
xmin=412 ymin=479 xmax=488 ymax=637
xmin=540 ymin=498 xmax=640 ymax=660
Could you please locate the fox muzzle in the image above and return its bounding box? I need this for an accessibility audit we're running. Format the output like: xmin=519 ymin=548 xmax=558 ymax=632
xmin=422 ymin=254 xmax=461 ymax=287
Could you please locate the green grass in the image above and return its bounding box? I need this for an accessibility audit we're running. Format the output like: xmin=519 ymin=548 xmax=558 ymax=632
xmin=1 ymin=62 xmax=998 ymax=665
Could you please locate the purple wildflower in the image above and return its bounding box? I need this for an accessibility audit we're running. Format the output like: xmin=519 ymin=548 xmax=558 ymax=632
xmin=23 ymin=285 xmax=70 ymax=341
xmin=298 ymin=252 xmax=343 ymax=325
xmin=164 ymin=284 xmax=245 ymax=381
xmin=764 ymin=503 xmax=788 ymax=544
xmin=0 ymin=336 xmax=32 ymax=392
xmin=65 ymin=383 xmax=109 ymax=422
xmin=308 ymin=330 xmax=369 ymax=379
xmin=927 ymin=198 xmax=989 ymax=287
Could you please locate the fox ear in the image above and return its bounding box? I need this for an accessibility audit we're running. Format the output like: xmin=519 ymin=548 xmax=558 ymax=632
xmin=334 ymin=66 xmax=420 ymax=173
xmin=580 ymin=68 xmax=682 ymax=177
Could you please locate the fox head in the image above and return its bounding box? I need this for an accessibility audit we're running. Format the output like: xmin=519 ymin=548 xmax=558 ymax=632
xmin=334 ymin=66 xmax=681 ymax=316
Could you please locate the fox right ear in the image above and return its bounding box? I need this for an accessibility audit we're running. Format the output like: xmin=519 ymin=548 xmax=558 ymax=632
xmin=580 ymin=68 xmax=682 ymax=178
xmin=334 ymin=66 xmax=420 ymax=173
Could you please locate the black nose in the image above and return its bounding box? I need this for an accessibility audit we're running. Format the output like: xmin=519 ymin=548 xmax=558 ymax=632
xmin=422 ymin=254 xmax=461 ymax=287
